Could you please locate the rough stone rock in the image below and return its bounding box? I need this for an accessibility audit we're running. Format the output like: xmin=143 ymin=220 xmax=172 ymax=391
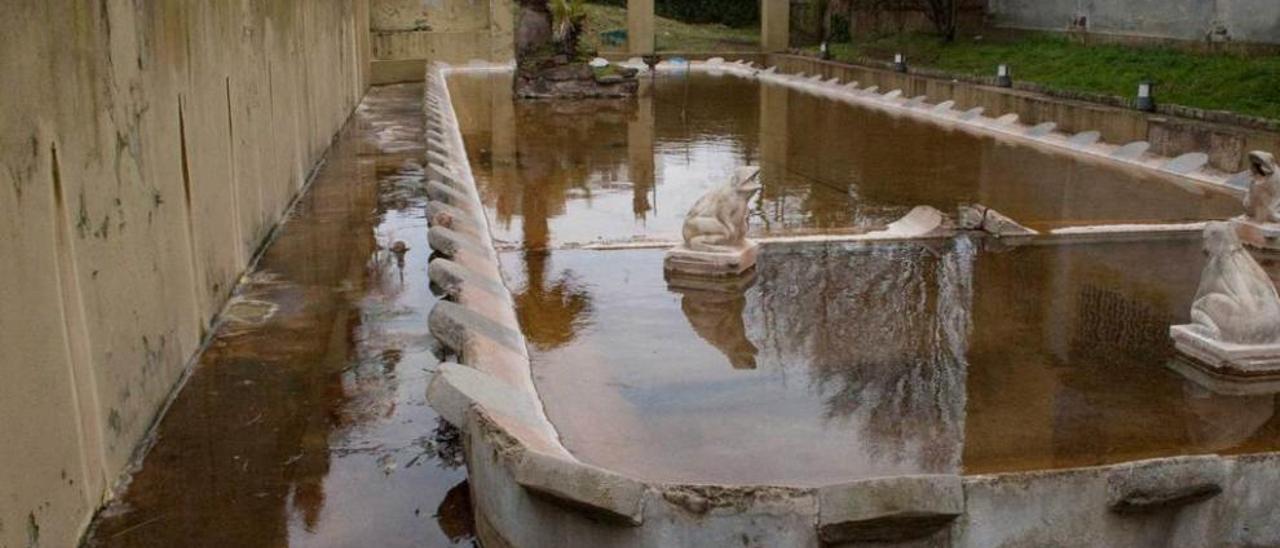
xmin=544 ymin=63 xmax=592 ymax=82
xmin=515 ymin=54 xmax=639 ymax=99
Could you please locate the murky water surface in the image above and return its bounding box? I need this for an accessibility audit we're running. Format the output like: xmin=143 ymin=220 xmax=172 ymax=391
xmin=503 ymin=239 xmax=1280 ymax=485
xmin=84 ymin=85 xmax=473 ymax=547
xmin=452 ymin=72 xmax=1241 ymax=249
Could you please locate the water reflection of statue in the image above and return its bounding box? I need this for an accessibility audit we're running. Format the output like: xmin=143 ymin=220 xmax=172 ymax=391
xmin=1187 ymin=222 xmax=1280 ymax=345
xmin=1182 ymin=382 xmax=1276 ymax=452
xmin=670 ymin=274 xmax=759 ymax=369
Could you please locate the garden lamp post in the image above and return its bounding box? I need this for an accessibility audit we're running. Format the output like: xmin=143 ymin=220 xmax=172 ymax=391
xmin=997 ymin=64 xmax=1012 ymax=87
xmin=1136 ymin=80 xmax=1156 ymax=112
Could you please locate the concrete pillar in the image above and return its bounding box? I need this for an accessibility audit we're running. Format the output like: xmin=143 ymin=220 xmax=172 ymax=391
xmin=627 ymin=0 xmax=655 ymax=54
xmin=761 ymin=0 xmax=790 ymax=52
xmin=489 ymin=0 xmax=516 ymax=62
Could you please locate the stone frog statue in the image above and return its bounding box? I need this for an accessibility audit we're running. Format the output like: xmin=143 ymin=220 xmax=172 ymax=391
xmin=1189 ymin=222 xmax=1280 ymax=345
xmin=1245 ymin=150 xmax=1280 ymax=224
xmin=681 ymin=167 xmax=762 ymax=252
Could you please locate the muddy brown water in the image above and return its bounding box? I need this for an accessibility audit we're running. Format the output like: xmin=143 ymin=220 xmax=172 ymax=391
xmin=83 ymin=85 xmax=475 ymax=547
xmin=448 ymin=69 xmax=1274 ymax=486
xmin=502 ymin=239 xmax=1280 ymax=486
xmin=451 ymin=71 xmax=1241 ymax=250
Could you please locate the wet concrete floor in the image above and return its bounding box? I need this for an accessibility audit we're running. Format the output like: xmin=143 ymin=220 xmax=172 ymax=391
xmin=83 ymin=85 xmax=474 ymax=547
xmin=505 ymin=238 xmax=1280 ymax=486
xmin=451 ymin=71 xmax=1242 ymax=250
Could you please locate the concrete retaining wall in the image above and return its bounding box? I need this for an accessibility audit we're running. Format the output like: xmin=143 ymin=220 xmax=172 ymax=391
xmin=987 ymin=0 xmax=1280 ymax=46
xmin=768 ymin=54 xmax=1280 ymax=174
xmin=0 ymin=2 xmax=370 ymax=546
xmin=370 ymin=0 xmax=515 ymax=84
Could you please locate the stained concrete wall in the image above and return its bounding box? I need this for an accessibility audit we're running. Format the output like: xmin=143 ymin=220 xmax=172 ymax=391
xmin=370 ymin=0 xmax=515 ymax=84
xmin=988 ymin=0 xmax=1280 ymax=45
xmin=0 ymin=2 xmax=370 ymax=547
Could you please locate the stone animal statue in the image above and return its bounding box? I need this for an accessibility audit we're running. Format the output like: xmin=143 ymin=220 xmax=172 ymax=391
xmin=1188 ymin=222 xmax=1280 ymax=345
xmin=681 ymin=167 xmax=762 ymax=252
xmin=1245 ymin=150 xmax=1280 ymax=224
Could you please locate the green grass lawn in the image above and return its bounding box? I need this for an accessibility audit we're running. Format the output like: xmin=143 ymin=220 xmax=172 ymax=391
xmin=582 ymin=4 xmax=758 ymax=53
xmin=820 ymin=33 xmax=1280 ymax=121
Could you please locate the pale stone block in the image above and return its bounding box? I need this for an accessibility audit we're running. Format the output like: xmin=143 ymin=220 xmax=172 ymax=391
xmin=514 ymin=450 xmax=648 ymax=526
xmin=1171 ymin=325 xmax=1280 ymax=375
xmin=817 ymin=475 xmax=963 ymax=543
xmin=664 ymin=242 xmax=758 ymax=277
xmin=1106 ymin=456 xmax=1226 ymax=513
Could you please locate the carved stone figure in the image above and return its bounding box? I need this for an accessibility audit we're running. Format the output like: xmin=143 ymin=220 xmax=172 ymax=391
xmin=681 ymin=167 xmax=762 ymax=252
xmin=664 ymin=167 xmax=762 ymax=277
xmin=1244 ymin=151 xmax=1280 ymax=224
xmin=1187 ymin=222 xmax=1280 ymax=345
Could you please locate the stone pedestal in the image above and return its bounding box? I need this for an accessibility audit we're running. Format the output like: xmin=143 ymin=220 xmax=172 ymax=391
xmin=663 ymin=242 xmax=758 ymax=278
xmin=1232 ymin=216 xmax=1280 ymax=252
xmin=665 ymin=267 xmax=758 ymax=294
xmin=1170 ymin=325 xmax=1280 ymax=379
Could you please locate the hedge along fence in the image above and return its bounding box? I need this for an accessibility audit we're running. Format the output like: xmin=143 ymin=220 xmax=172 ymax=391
xmin=586 ymin=0 xmax=759 ymax=28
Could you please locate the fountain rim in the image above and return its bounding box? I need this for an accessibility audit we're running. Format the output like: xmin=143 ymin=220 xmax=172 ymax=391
xmin=421 ymin=61 xmax=1267 ymax=536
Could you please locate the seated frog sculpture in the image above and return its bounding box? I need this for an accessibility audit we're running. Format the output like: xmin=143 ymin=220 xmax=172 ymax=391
xmin=681 ymin=167 xmax=762 ymax=252
xmin=1189 ymin=222 xmax=1280 ymax=345
xmin=1245 ymin=151 xmax=1280 ymax=224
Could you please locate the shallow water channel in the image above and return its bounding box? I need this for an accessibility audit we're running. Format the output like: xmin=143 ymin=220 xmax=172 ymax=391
xmin=85 ymin=85 xmax=477 ymax=547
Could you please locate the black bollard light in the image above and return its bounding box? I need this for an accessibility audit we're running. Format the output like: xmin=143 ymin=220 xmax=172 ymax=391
xmin=820 ymin=41 xmax=832 ymax=60
xmin=1136 ymin=80 xmax=1156 ymax=112
xmin=893 ymin=53 xmax=907 ymax=73
xmin=996 ymin=64 xmax=1012 ymax=87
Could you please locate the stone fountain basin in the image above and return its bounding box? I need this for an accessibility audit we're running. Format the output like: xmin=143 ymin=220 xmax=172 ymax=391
xmin=421 ymin=62 xmax=1280 ymax=547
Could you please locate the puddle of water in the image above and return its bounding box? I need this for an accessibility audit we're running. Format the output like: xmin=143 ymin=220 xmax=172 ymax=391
xmin=451 ymin=72 xmax=1241 ymax=249
xmin=83 ymin=85 xmax=474 ymax=547
xmin=502 ymin=239 xmax=1280 ymax=486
